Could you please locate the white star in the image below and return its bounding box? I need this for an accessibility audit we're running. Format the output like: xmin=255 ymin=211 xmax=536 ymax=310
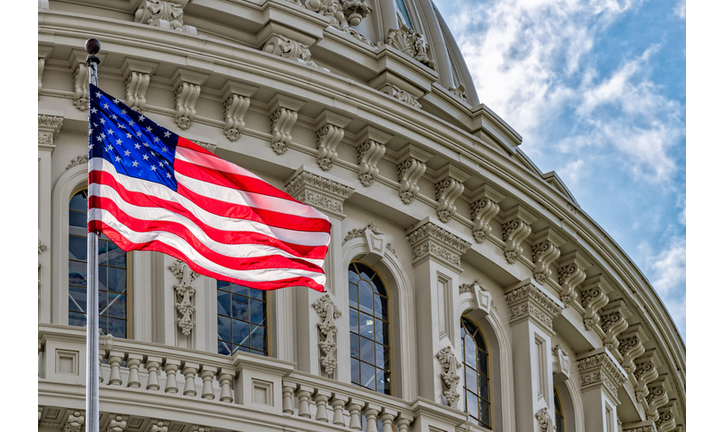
xmin=96 ymin=135 xmax=104 ymax=141
xmin=146 ymin=126 xmax=153 ymax=132
xmin=100 ymin=133 xmax=106 ymax=139
xmin=124 ymin=150 xmax=131 ymax=156
xmin=115 ymin=156 xmax=121 ymax=162
xmin=134 ymin=143 xmax=141 ymax=149
xmin=119 ymin=124 xmax=126 ymax=130
xmin=142 ymin=154 xmax=149 ymax=160
xmin=89 ymin=143 xmax=94 ymax=150
xmin=150 ymin=165 xmax=157 ymax=171
xmin=132 ymin=161 xmax=139 ymax=168
xmin=113 ymin=98 xmax=120 ymax=104
xmin=121 ymin=109 xmax=127 ymax=115
xmin=164 ymin=131 xmax=171 ymax=138
xmin=166 ymin=173 xmax=172 ymax=178
xmin=139 ymin=115 xmax=146 ymax=122
xmin=153 ymin=137 xmax=160 ymax=143
xmin=160 ymin=147 xmax=168 ymax=153
xmin=99 ymin=118 xmax=105 ymax=124
xmin=128 ymin=120 xmax=135 ymax=127
xmin=90 ymin=108 xmax=98 ymax=114
xmin=103 ymin=103 xmax=109 ymax=109
xmin=108 ymin=130 xmax=114 ymax=135
xmin=95 ymin=91 xmax=101 ymax=98
xmin=136 ymin=131 xmax=143 ymax=137
xmin=111 ymin=114 xmax=118 ymax=120
xmin=116 ymin=139 xmax=122 ymax=145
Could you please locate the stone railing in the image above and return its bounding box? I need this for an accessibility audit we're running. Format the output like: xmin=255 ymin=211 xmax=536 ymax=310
xmin=38 ymin=325 xmax=473 ymax=432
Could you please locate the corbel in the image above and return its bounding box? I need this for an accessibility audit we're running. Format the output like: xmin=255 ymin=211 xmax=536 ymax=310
xmin=654 ymin=402 xmax=678 ymax=432
xmin=101 ymin=414 xmax=128 ymax=432
xmin=529 ymin=227 xmax=565 ymax=284
xmin=38 ymin=46 xmax=52 ymax=97
xmin=469 ymin=184 xmax=504 ymax=243
xmin=617 ymin=323 xmax=648 ymax=375
xmin=121 ymin=58 xmax=158 ymax=113
xmin=633 ymin=349 xmax=660 ymax=404
xmin=552 ymin=344 xmax=572 ymax=381
xmin=577 ymin=274 xmax=611 ymax=331
xmin=133 ymin=0 xmax=197 ymax=34
xmin=433 ymin=164 xmax=469 ymax=223
xmin=645 ymin=376 xmax=670 ymax=421
xmin=355 ymin=126 xmax=392 ymax=187
xmin=269 ymin=94 xmax=305 ymax=155
xmin=499 ymin=205 xmax=535 ymax=264
xmin=220 ymin=81 xmax=257 ymax=142
xmin=61 ymin=409 xmax=85 ymax=432
xmin=314 ymin=110 xmax=352 ymax=171
xmin=397 ymin=144 xmax=433 ymax=204
xmin=598 ymin=298 xmax=632 ymax=352
xmin=261 ymin=34 xmax=327 ymax=71
xmin=69 ymin=50 xmax=105 ymax=111
xmin=556 ymin=251 xmax=591 ymax=306
xmin=146 ymin=419 xmax=169 ymax=432
xmin=172 ymin=68 xmax=209 ymax=130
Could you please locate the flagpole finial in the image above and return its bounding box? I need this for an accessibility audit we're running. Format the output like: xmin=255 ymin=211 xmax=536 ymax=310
xmin=85 ymin=38 xmax=101 ymax=55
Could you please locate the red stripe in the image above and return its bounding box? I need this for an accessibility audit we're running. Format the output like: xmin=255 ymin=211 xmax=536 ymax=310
xmin=92 ymin=221 xmax=325 ymax=292
xmin=88 ymin=170 xmax=328 ymax=258
xmin=92 ymin=196 xmax=325 ymax=272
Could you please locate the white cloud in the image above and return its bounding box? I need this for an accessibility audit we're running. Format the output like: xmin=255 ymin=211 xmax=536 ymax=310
xmin=639 ymin=236 xmax=686 ymax=335
xmin=558 ymin=158 xmax=586 ymax=186
xmin=674 ymin=0 xmax=685 ymax=19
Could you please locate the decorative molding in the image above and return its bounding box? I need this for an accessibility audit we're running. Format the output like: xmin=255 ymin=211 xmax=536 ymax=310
xmin=599 ymin=299 xmax=631 ymax=352
xmin=285 ymin=169 xmax=354 ymax=219
xmin=552 ymin=344 xmax=571 ymax=379
xmin=72 ymin=61 xmax=89 ymax=111
xmin=529 ymin=228 xmax=564 ymax=284
xmin=633 ymin=350 xmax=659 ymax=403
xmin=504 ymin=281 xmax=563 ymax=332
xmin=397 ymin=144 xmax=432 ymax=204
xmin=434 ymin=165 xmax=469 ymax=223
xmin=406 ymin=219 xmax=471 ymax=272
xmin=268 ymin=94 xmax=305 ymax=155
xmin=39 ymin=114 xmax=64 ymax=138
xmin=448 ymin=84 xmax=469 ymax=104
xmin=435 ymin=346 xmax=461 ymax=408
xmin=535 ymin=407 xmax=554 ymax=432
xmin=172 ymin=69 xmax=208 ymax=130
xmin=460 ymin=279 xmax=492 ymax=314
xmin=221 ymin=81 xmax=256 ymax=142
xmin=145 ymin=419 xmax=169 ymax=432
xmin=500 ymin=206 xmax=534 ymax=264
xmin=617 ymin=323 xmax=647 ymax=375
xmin=314 ymin=111 xmax=352 ymax=171
xmin=557 ymin=251 xmax=590 ymax=306
xmin=102 ymin=414 xmax=129 ymax=432
xmin=67 ymin=154 xmax=88 ymax=170
xmin=654 ymin=404 xmax=676 ymax=432
xmin=578 ymin=275 xmax=610 ymax=331
xmin=469 ymin=185 xmax=504 ymax=243
xmin=312 ymin=294 xmax=342 ymax=378
xmin=459 ymin=279 xmax=484 ymax=295
xmin=190 ymin=140 xmax=216 ymax=153
xmin=121 ymin=58 xmax=158 ymax=113
xmin=62 ymin=410 xmax=85 ymax=432
xmin=386 ymin=24 xmax=436 ymax=70
xmin=622 ymin=421 xmax=656 ymax=432
xmin=134 ymin=0 xmax=197 ymax=34
xmin=379 ymin=84 xmax=421 ymax=108
xmin=355 ymin=126 xmax=391 ymax=187
xmin=297 ymin=0 xmax=373 ymax=44
xmin=169 ymin=259 xmax=199 ymax=336
xmin=262 ymin=34 xmax=327 ymax=71
xmin=645 ymin=377 xmax=669 ymax=420
xmin=577 ymin=348 xmax=628 ymax=401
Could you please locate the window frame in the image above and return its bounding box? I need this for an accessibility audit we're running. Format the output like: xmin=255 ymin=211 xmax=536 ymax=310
xmin=216 ymin=280 xmax=270 ymax=357
xmin=461 ymin=315 xmax=493 ymax=429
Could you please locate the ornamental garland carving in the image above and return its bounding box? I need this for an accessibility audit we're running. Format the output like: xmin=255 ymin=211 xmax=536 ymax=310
xmin=380 ymin=84 xmax=422 ymax=108
xmin=312 ymin=294 xmax=342 ymax=378
xmin=290 ymin=0 xmax=373 ymax=45
xmin=169 ymin=259 xmax=199 ymax=336
xmin=386 ymin=24 xmax=436 ymax=70
xmin=134 ymin=0 xmax=197 ymax=34
xmin=435 ymin=346 xmax=461 ymax=408
xmin=535 ymin=407 xmax=554 ymax=432
xmin=262 ymin=35 xmax=326 ymax=71
xmin=471 ymin=198 xmax=499 ymax=243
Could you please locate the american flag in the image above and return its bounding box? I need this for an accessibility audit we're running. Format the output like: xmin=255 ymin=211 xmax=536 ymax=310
xmin=87 ymin=84 xmax=331 ymax=291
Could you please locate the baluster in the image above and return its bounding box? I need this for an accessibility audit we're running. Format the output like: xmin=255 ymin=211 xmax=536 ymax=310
xmin=182 ymin=362 xmax=199 ymax=397
xmin=126 ymin=354 xmax=143 ymax=388
xmin=395 ymin=414 xmax=413 ymax=432
xmin=218 ymin=368 xmax=235 ymax=403
xmin=163 ymin=359 xmax=180 ymax=394
xmin=107 ymin=351 xmax=124 ymax=386
xmin=282 ymin=382 xmax=297 ymax=414
xmin=347 ymin=399 xmax=364 ymax=430
xmin=331 ymin=395 xmax=348 ymax=426
xmin=313 ymin=389 xmax=331 ymax=422
xmin=145 ymin=356 xmax=162 ymax=391
xmin=364 ymin=404 xmax=381 ymax=432
xmin=379 ymin=409 xmax=396 ymax=432
xmin=200 ymin=366 xmax=217 ymax=400
xmin=296 ymin=385 xmax=313 ymax=418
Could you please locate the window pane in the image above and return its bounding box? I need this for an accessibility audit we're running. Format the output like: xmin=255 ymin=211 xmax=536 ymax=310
xmin=218 ymin=283 xmax=267 ymax=357
xmin=232 ymin=319 xmax=249 ymax=346
xmin=360 ymin=336 xmax=375 ymax=363
xmin=217 ymin=292 xmax=230 ymax=316
xmin=375 ymin=342 xmax=385 ymax=369
xmin=480 ymin=401 xmax=491 ymax=427
xmin=250 ymin=299 xmax=265 ymax=325
xmin=349 ymin=308 xmax=359 ymax=334
xmin=232 ymin=295 xmax=249 ymax=321
xmin=466 ymin=391 xmax=479 ymax=419
xmin=360 ymin=362 xmax=375 ymax=390
xmin=69 ymin=236 xmax=86 ymax=261
xmin=350 ymin=335 xmax=360 ymax=358
xmin=218 ymin=316 xmax=231 ymax=342
xmin=358 ymin=280 xmax=374 ymax=314
xmin=464 ymin=335 xmax=476 ymax=366
xmin=465 ymin=366 xmax=477 ymax=389
xmin=359 ymin=312 xmax=374 ymax=339
xmin=69 ymin=261 xmax=87 ymax=288
xmin=107 ymin=293 xmax=126 ymax=318
xmin=351 ymin=358 xmax=360 ymax=385
xmin=107 ymin=267 xmax=127 ymax=293
xmin=232 ymin=283 xmax=249 ymax=297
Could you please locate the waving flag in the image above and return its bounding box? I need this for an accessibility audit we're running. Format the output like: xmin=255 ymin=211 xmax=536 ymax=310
xmin=87 ymin=84 xmax=331 ymax=291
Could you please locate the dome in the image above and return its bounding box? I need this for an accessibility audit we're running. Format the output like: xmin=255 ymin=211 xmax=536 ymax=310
xmin=38 ymin=0 xmax=685 ymax=431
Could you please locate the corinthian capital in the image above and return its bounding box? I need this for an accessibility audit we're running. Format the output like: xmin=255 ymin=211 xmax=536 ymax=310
xmin=406 ymin=218 xmax=470 ymax=272
xmin=504 ymin=280 xmax=563 ymax=332
xmin=577 ymin=347 xmax=627 ymax=403
xmin=285 ymin=168 xmax=354 ymax=220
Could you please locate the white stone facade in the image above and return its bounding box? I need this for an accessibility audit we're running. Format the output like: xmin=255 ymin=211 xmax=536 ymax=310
xmin=38 ymin=1 xmax=685 ymax=431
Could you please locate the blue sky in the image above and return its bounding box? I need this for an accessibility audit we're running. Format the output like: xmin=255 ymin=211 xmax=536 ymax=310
xmin=433 ymin=0 xmax=686 ymax=341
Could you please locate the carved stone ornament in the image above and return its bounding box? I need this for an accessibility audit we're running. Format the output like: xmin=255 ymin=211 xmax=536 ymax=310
xmin=578 ymin=275 xmax=609 ymax=331
xmin=435 ymin=175 xmax=466 ymax=223
xmin=599 ymin=299 xmax=630 ymax=352
xmin=67 ymin=154 xmax=88 ymax=170
xmin=617 ymin=324 xmax=646 ymax=375
xmin=386 ymin=24 xmax=436 ymax=70
xmin=190 ymin=140 xmax=216 ymax=153
xmin=293 ymin=0 xmax=373 ymax=45
xmin=645 ymin=378 xmax=669 ymax=420
xmin=557 ymin=251 xmax=588 ymax=306
xmin=459 ymin=279 xmax=485 ymax=295
xmin=552 ymin=344 xmax=571 ymax=379
xmin=39 ymin=114 xmax=64 ymax=149
xmin=147 ymin=419 xmax=169 ymax=432
xmin=172 ymin=69 xmax=208 ymax=130
xmin=134 ymin=0 xmax=197 ymax=34
xmin=504 ymin=282 xmax=563 ymax=332
xmin=262 ymin=34 xmax=327 ymax=71
xmin=460 ymin=279 xmax=492 ymax=314
xmin=121 ymin=59 xmax=157 ymax=113
xmin=577 ymin=349 xmax=628 ymax=400
xmin=102 ymin=414 xmax=129 ymax=432
xmin=285 ymin=169 xmax=354 ymax=219
xmin=633 ymin=350 xmax=659 ymax=403
xmin=73 ymin=62 xmax=89 ymax=111
xmin=530 ymin=228 xmax=564 ymax=284
xmin=39 ymin=240 xmax=48 ymax=255
xmin=471 ymin=196 xmax=500 ymax=243
xmin=223 ymin=93 xmax=251 ymax=141
xmin=535 ymin=407 xmax=554 ymax=432
xmin=62 ymin=410 xmax=85 ymax=432
xmin=407 ymin=220 xmax=471 ymax=271
xmin=169 ymin=259 xmax=199 ymax=336
xmin=436 ymin=346 xmax=462 ymax=408
xmin=312 ymin=294 xmax=342 ymax=378
xmin=398 ymin=157 xmax=426 ymax=204
xmin=380 ymin=84 xmax=422 ymax=108
xmin=356 ymin=139 xmax=386 ymax=186
xmin=316 ymin=124 xmax=345 ymax=171
xmin=448 ymin=84 xmax=469 ymax=103
xmin=501 ymin=208 xmax=532 ymax=264
xmin=622 ymin=421 xmax=656 ymax=432
xmin=654 ymin=405 xmax=676 ymax=432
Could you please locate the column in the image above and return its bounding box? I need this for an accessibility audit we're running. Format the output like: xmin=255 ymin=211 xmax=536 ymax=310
xmin=504 ymin=279 xmax=564 ymax=431
xmin=577 ymin=347 xmax=628 ymax=432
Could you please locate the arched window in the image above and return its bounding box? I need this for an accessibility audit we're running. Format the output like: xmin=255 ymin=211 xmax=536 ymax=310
xmin=68 ymin=189 xmax=128 ymax=338
xmin=554 ymin=386 xmax=565 ymax=432
xmin=348 ymin=262 xmax=392 ymax=395
xmin=216 ymin=281 xmax=268 ymax=356
xmin=395 ymin=0 xmax=414 ymax=28
xmin=461 ymin=316 xmax=492 ymax=429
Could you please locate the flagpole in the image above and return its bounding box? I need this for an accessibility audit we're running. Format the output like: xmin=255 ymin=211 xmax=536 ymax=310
xmin=85 ymin=37 xmax=101 ymax=432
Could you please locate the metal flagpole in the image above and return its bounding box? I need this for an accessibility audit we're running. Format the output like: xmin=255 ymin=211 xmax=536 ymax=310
xmin=85 ymin=37 xmax=101 ymax=432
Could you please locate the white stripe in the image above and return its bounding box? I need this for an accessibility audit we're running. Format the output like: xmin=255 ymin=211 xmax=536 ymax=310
xmin=89 ymin=182 xmax=325 ymax=267
xmin=176 ymin=144 xmax=267 ymax=182
xmin=89 ymin=208 xmax=327 ymax=286
xmin=174 ymin=151 xmax=328 ymax=220
xmin=89 ymin=158 xmax=330 ymax=247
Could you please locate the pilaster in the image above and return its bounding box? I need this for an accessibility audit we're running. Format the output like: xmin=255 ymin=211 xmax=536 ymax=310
xmin=406 ymin=218 xmax=470 ymax=404
xmin=504 ymin=279 xmax=563 ymax=432
xmin=577 ymin=347 xmax=628 ymax=432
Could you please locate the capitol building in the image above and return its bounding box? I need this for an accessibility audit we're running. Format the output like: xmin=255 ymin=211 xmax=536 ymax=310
xmin=37 ymin=0 xmax=685 ymax=431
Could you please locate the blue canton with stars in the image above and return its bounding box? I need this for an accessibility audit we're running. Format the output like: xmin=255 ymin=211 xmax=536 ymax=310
xmin=89 ymin=84 xmax=178 ymax=191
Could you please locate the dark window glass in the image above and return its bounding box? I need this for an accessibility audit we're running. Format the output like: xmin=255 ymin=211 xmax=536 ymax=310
xmin=554 ymin=386 xmax=565 ymax=432
xmin=68 ymin=190 xmax=128 ymax=338
xmin=217 ymin=280 xmax=268 ymax=356
xmin=349 ymin=262 xmax=391 ymax=395
xmin=461 ymin=316 xmax=491 ymax=429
